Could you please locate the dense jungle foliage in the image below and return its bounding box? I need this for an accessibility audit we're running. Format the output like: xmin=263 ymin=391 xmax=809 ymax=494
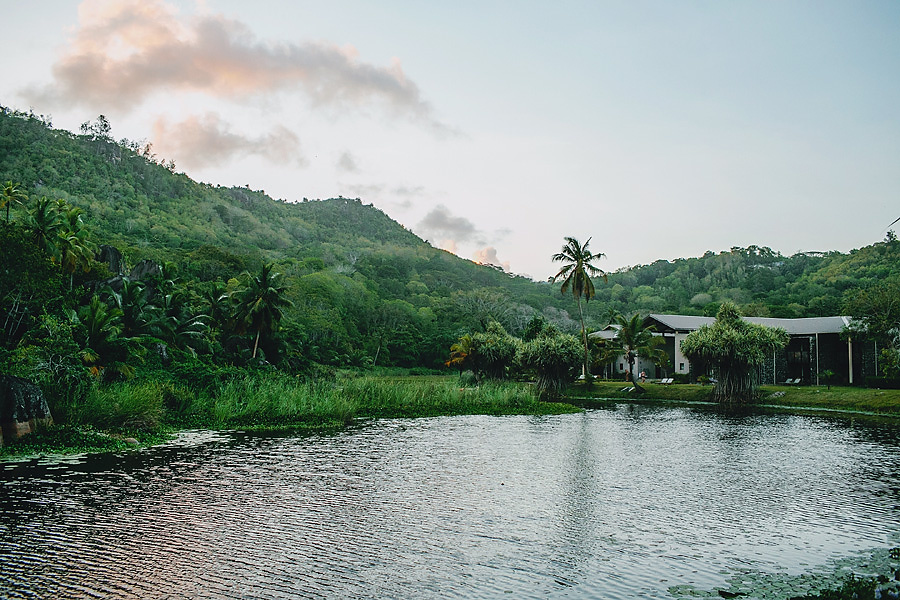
xmin=1 ymin=105 xmax=899 ymax=422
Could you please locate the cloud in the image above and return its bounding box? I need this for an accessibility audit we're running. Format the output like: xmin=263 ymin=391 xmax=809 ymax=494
xmin=337 ymin=152 xmax=359 ymax=173
xmin=29 ymin=0 xmax=445 ymax=128
xmin=473 ymin=246 xmax=510 ymax=271
xmin=417 ymin=204 xmax=479 ymax=242
xmin=151 ymin=112 xmax=306 ymax=168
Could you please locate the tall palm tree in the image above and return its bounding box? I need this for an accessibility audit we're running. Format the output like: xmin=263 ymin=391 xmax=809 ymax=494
xmin=1 ymin=181 xmax=27 ymax=223
xmin=550 ymin=236 xmax=607 ymax=380
xmin=235 ymin=263 xmax=293 ymax=359
xmin=609 ymin=313 xmax=668 ymax=392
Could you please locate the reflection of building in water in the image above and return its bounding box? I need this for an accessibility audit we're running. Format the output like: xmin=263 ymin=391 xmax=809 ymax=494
xmin=592 ymin=314 xmax=877 ymax=386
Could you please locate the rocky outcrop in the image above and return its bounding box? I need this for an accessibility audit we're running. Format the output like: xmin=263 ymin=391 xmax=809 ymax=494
xmin=96 ymin=244 xmax=125 ymax=276
xmin=0 ymin=375 xmax=53 ymax=446
xmin=129 ymin=259 xmax=162 ymax=281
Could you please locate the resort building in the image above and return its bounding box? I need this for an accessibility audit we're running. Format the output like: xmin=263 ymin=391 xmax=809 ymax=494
xmin=591 ymin=314 xmax=878 ymax=386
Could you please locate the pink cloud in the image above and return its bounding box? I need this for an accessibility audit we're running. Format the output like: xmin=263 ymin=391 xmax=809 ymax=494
xmin=30 ymin=0 xmax=441 ymax=126
xmin=473 ymin=247 xmax=510 ymax=271
xmin=152 ymin=112 xmax=306 ymax=168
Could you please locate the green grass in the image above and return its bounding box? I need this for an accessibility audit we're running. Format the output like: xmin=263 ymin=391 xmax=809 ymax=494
xmin=346 ymin=377 xmax=581 ymax=419
xmin=567 ymin=380 xmax=716 ymax=404
xmin=1 ymin=375 xmax=580 ymax=458
xmin=6 ymin=375 xmax=900 ymax=459
xmin=566 ymin=380 xmax=900 ymax=416
xmin=75 ymin=381 xmax=166 ymax=431
xmin=758 ymin=384 xmax=900 ymax=415
xmin=205 ymin=376 xmax=356 ymax=430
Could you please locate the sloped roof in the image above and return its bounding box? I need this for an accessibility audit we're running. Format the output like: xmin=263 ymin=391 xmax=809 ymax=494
xmin=646 ymin=314 xmax=851 ymax=335
xmin=588 ymin=324 xmax=620 ymax=340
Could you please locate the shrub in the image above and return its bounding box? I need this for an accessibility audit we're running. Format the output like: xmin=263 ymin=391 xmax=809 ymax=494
xmin=519 ymin=329 xmax=581 ymax=399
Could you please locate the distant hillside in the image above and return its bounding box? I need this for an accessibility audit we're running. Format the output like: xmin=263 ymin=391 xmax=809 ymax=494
xmin=0 ymin=107 xmax=587 ymax=366
xmin=1 ymin=106 xmax=897 ymax=368
xmin=597 ymin=238 xmax=900 ymax=319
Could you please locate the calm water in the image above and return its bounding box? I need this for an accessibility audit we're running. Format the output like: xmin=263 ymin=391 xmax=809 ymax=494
xmin=1 ymin=404 xmax=899 ymax=599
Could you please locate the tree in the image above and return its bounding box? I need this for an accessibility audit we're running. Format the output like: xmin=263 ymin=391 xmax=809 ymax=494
xmin=25 ymin=196 xmax=63 ymax=256
xmin=518 ymin=324 xmax=581 ymax=399
xmin=450 ymin=321 xmax=519 ymax=383
xmin=843 ymin=278 xmax=900 ymax=378
xmin=56 ymin=205 xmax=96 ymax=289
xmin=550 ymin=236 xmax=607 ymax=381
xmin=607 ymin=313 xmax=668 ymax=392
xmin=235 ymin=263 xmax=293 ymax=359
xmin=680 ymin=302 xmax=788 ymax=404
xmin=1 ymin=181 xmax=27 ymax=223
xmin=842 ymin=279 xmax=900 ymax=346
xmin=67 ymin=295 xmax=135 ymax=380
xmin=446 ymin=333 xmax=474 ymax=372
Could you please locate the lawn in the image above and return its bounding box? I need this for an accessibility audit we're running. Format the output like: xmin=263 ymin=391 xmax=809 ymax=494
xmin=566 ymin=380 xmax=900 ymax=416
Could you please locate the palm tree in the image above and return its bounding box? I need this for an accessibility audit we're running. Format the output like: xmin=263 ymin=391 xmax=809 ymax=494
xmin=446 ymin=333 xmax=474 ymax=372
xmin=608 ymin=313 xmax=668 ymax=392
xmin=550 ymin=236 xmax=607 ymax=380
xmin=1 ymin=181 xmax=27 ymax=223
xmin=57 ymin=205 xmax=96 ymax=289
xmin=235 ymin=263 xmax=293 ymax=359
xmin=26 ymin=196 xmax=63 ymax=256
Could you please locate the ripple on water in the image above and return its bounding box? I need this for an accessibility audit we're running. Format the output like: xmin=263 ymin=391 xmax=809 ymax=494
xmin=0 ymin=408 xmax=899 ymax=599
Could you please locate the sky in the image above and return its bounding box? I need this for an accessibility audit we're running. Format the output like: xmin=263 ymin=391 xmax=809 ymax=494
xmin=2 ymin=0 xmax=898 ymax=280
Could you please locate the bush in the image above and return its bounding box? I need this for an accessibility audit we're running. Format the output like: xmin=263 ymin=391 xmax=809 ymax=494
xmin=518 ymin=329 xmax=581 ymax=399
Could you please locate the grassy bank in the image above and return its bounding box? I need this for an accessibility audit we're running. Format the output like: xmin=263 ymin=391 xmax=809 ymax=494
xmin=0 ymin=375 xmax=579 ymax=458
xmin=566 ymin=380 xmax=900 ymax=416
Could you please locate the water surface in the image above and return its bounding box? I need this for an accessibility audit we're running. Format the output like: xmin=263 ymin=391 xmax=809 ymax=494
xmin=1 ymin=404 xmax=899 ymax=599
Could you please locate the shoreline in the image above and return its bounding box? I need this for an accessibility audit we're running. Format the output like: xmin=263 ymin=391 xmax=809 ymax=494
xmin=4 ymin=377 xmax=900 ymax=459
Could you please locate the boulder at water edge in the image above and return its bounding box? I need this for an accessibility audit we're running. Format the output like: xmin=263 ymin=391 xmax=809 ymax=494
xmin=0 ymin=375 xmax=53 ymax=446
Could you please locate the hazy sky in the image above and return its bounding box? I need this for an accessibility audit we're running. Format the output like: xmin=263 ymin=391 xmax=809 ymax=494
xmin=2 ymin=0 xmax=898 ymax=279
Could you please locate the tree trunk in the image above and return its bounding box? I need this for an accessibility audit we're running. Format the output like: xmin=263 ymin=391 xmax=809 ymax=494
xmin=576 ymin=296 xmax=590 ymax=384
xmin=627 ymin=354 xmax=645 ymax=392
xmin=252 ymin=329 xmax=261 ymax=359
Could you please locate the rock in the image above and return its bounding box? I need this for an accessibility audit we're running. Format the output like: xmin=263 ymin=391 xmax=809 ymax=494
xmin=0 ymin=375 xmax=53 ymax=446
xmin=96 ymin=245 xmax=125 ymax=275
xmin=129 ymin=259 xmax=161 ymax=281
xmin=123 ymin=437 xmax=139 ymax=445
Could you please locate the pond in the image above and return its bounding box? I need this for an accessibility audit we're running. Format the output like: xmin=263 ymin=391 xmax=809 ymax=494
xmin=1 ymin=404 xmax=899 ymax=599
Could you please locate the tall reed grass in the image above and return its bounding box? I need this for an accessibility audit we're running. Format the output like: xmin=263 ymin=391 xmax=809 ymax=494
xmin=206 ymin=376 xmax=355 ymax=429
xmin=43 ymin=375 xmax=579 ymax=443
xmin=343 ymin=377 xmax=579 ymax=418
xmin=77 ymin=381 xmax=165 ymax=431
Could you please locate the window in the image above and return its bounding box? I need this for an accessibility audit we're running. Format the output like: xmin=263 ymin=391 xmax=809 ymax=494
xmin=679 ymin=363 xmax=685 ymax=372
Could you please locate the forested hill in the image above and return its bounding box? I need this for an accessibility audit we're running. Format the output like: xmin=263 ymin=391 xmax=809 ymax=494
xmin=0 ymin=106 xmax=583 ymax=368
xmin=1 ymin=106 xmax=898 ymax=369
xmin=597 ymin=239 xmax=900 ymax=319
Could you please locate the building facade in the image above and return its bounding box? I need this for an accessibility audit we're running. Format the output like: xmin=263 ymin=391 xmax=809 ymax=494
xmin=592 ymin=314 xmax=878 ymax=386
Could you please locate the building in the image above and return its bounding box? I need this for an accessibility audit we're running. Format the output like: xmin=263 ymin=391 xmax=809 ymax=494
xmin=591 ymin=314 xmax=878 ymax=386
